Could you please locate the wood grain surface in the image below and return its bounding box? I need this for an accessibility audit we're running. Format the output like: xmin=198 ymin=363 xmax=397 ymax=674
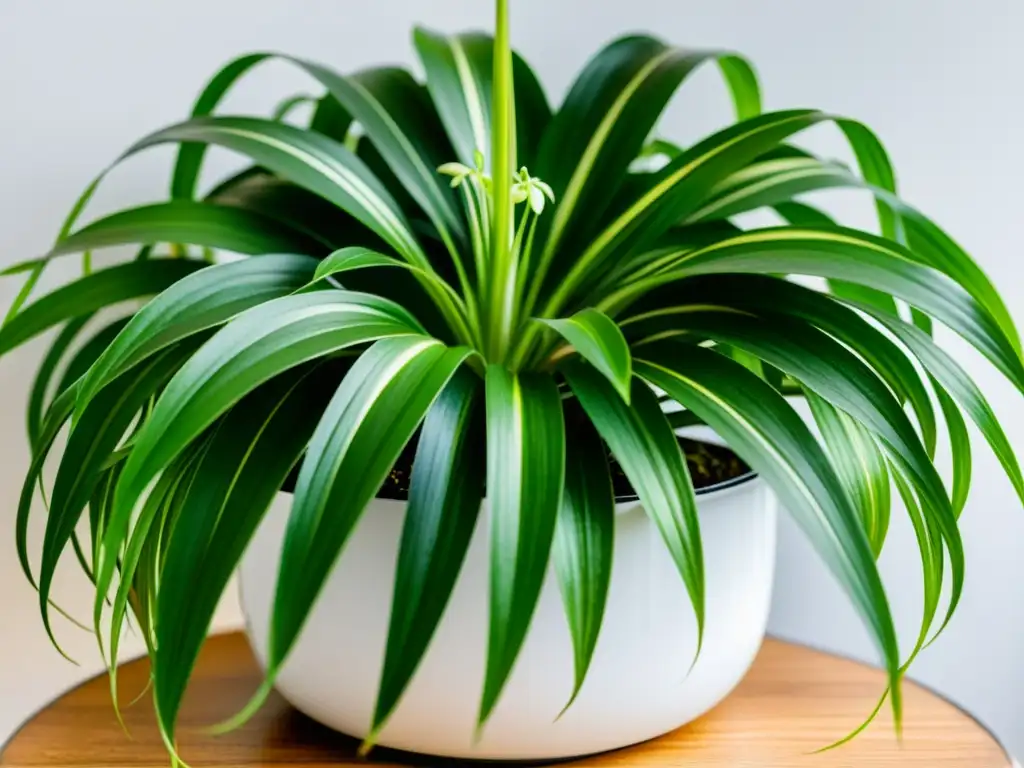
xmin=0 ymin=632 xmax=1009 ymax=767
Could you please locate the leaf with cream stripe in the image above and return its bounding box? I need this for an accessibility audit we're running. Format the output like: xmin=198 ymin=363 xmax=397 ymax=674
xmin=269 ymin=338 xmax=472 ymax=709
xmin=634 ymin=342 xmax=902 ymax=727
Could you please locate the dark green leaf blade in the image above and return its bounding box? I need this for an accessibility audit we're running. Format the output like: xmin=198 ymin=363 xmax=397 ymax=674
xmin=858 ymin=306 xmax=1023 ymax=509
xmin=0 ymin=259 xmax=205 ymax=361
xmin=96 ymin=291 xmax=425 ymax=633
xmin=371 ymin=368 xmax=485 ymax=738
xmin=77 ymin=253 xmax=318 ymax=413
xmin=633 ymin=342 xmax=901 ymax=726
xmin=805 ymin=390 xmax=891 ymax=558
xmin=563 ymin=362 xmax=704 ymax=655
xmin=268 ymin=338 xmax=472 ymax=699
xmin=54 ymin=201 xmax=323 ymax=258
xmin=480 ymin=367 xmax=565 ymax=726
xmin=153 ymin=364 xmax=340 ymax=749
xmin=540 ymin=309 xmax=632 ymax=402
xmin=553 ymin=412 xmax=614 ymax=711
xmin=27 ymin=315 xmax=92 ymax=447
xmin=617 ymin=227 xmax=1024 ymax=395
xmin=132 ymin=116 xmax=430 ymax=268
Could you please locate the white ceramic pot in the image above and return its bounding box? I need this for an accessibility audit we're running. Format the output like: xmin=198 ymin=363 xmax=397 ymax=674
xmin=240 ymin=474 xmax=777 ymax=761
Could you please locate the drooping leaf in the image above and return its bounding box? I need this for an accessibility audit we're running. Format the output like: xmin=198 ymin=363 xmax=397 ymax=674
xmin=27 ymin=315 xmax=92 ymax=448
xmin=608 ymin=227 xmax=1024 ymax=395
xmin=40 ymin=343 xmax=200 ymax=655
xmin=76 ymin=254 xmax=319 ymax=414
xmin=805 ymin=391 xmax=891 ymax=558
xmin=553 ymin=411 xmax=614 ymax=711
xmin=563 ymin=361 xmax=704 ymax=654
xmin=540 ymin=309 xmax=632 ymax=402
xmin=857 ymin=305 xmax=1024 ymax=509
xmin=620 ymin=272 xmax=938 ymax=457
xmin=480 ymin=366 xmax=564 ymax=726
xmin=95 ymin=291 xmax=426 ymax=631
xmin=131 ymin=117 xmax=431 ymax=269
xmin=268 ymin=338 xmax=472 ymax=710
xmin=55 ymin=201 xmax=323 ymax=259
xmin=633 ymin=342 xmax=901 ymax=725
xmin=371 ymin=368 xmax=485 ymax=737
xmin=0 ymin=259 xmax=205 ymax=361
xmin=153 ymin=363 xmax=341 ymax=749
xmin=532 ymin=37 xmax=760 ymax=298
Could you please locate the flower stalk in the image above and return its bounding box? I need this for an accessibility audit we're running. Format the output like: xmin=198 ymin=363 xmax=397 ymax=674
xmin=485 ymin=0 xmax=516 ymax=363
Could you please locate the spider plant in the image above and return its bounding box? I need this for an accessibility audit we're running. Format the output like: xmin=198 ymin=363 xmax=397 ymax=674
xmin=6 ymin=0 xmax=1022 ymax=759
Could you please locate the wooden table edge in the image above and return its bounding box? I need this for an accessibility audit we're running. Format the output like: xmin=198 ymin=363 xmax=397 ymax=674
xmin=1 ymin=632 xmax=1014 ymax=766
xmin=767 ymin=632 xmax=1015 ymax=765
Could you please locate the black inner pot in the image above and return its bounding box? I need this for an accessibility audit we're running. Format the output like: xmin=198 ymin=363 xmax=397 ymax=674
xmin=282 ymin=435 xmax=753 ymax=503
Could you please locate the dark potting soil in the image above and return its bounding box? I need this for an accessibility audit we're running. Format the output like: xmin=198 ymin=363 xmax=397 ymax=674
xmin=372 ymin=435 xmax=751 ymax=502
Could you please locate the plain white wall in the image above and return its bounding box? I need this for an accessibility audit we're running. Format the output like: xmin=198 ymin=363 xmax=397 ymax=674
xmin=3 ymin=0 xmax=1024 ymax=757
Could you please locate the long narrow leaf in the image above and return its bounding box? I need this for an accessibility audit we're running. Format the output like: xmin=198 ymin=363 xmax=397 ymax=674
xmin=480 ymin=366 xmax=564 ymax=726
xmin=268 ymin=338 xmax=472 ymax=713
xmin=553 ymin=411 xmax=614 ymax=711
xmin=153 ymin=363 xmax=340 ymax=749
xmin=540 ymin=309 xmax=632 ymax=402
xmin=563 ymin=362 xmax=704 ymax=654
xmin=371 ymin=368 xmax=485 ymax=738
xmin=611 ymin=227 xmax=1024 ymax=395
xmin=96 ymin=291 xmax=426 ymax=632
xmin=633 ymin=342 xmax=902 ymax=725
xmin=0 ymin=259 xmax=204 ymax=361
xmin=77 ymin=253 xmax=318 ymax=414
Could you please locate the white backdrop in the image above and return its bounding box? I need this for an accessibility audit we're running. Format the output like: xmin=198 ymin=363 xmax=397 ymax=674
xmin=2 ymin=0 xmax=1024 ymax=756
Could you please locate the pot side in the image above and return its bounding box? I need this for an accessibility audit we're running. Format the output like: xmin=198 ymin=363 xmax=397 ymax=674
xmin=240 ymin=476 xmax=777 ymax=761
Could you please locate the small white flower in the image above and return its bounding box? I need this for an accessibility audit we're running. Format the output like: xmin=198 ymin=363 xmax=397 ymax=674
xmin=437 ymin=161 xmax=475 ymax=188
xmin=511 ymin=167 xmax=555 ymax=214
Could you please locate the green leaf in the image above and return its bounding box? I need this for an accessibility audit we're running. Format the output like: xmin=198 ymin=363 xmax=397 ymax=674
xmin=553 ymin=412 xmax=614 ymax=711
xmin=96 ymin=290 xmax=426 ymax=631
xmin=76 ymin=254 xmax=318 ymax=415
xmin=131 ymin=116 xmax=431 ymax=269
xmin=153 ymin=363 xmax=340 ymax=749
xmin=533 ymin=37 xmax=760 ymax=294
xmin=40 ymin=344 xmax=199 ymax=655
xmin=540 ymin=309 xmax=632 ymax=402
xmin=0 ymin=259 xmax=205 ymax=361
xmin=27 ymin=315 xmax=92 ymax=448
xmin=17 ymin=385 xmax=79 ymax=589
xmin=171 ymin=52 xmax=272 ymax=199
xmin=108 ymin=445 xmax=203 ymax=731
xmin=773 ymin=201 xmax=900 ymax=319
xmin=546 ymin=109 xmax=826 ymax=313
xmin=649 ymin=311 xmax=962 ymax=637
xmin=480 ymin=366 xmax=564 ymax=726
xmin=271 ymin=93 xmax=318 ymax=123
xmin=620 ymin=273 xmax=938 ymax=457
xmin=293 ymin=62 xmax=466 ymax=251
xmin=563 ymin=362 xmax=704 ymax=654
xmin=857 ymin=305 xmax=1024 ymax=509
xmin=310 ymin=247 xmax=467 ymax=306
xmin=56 ymin=317 xmax=134 ymax=399
xmin=934 ymin=380 xmax=971 ymax=517
xmin=413 ymin=28 xmax=552 ymax=170
xmin=805 ymin=391 xmax=891 ymax=558
xmin=267 ymin=338 xmax=472 ymax=706
xmin=694 ymin=152 xmax=1018 ymax=351
xmin=55 ymin=201 xmax=324 ymax=258
xmin=633 ymin=342 xmax=901 ymax=725
xmin=615 ymin=227 xmax=1024 ymax=395
xmin=206 ymin=168 xmax=372 ymax=250
xmin=371 ymin=368 xmax=485 ymax=737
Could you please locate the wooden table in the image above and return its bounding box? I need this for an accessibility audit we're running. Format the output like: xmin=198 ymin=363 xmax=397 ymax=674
xmin=1 ymin=632 xmax=1011 ymax=767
